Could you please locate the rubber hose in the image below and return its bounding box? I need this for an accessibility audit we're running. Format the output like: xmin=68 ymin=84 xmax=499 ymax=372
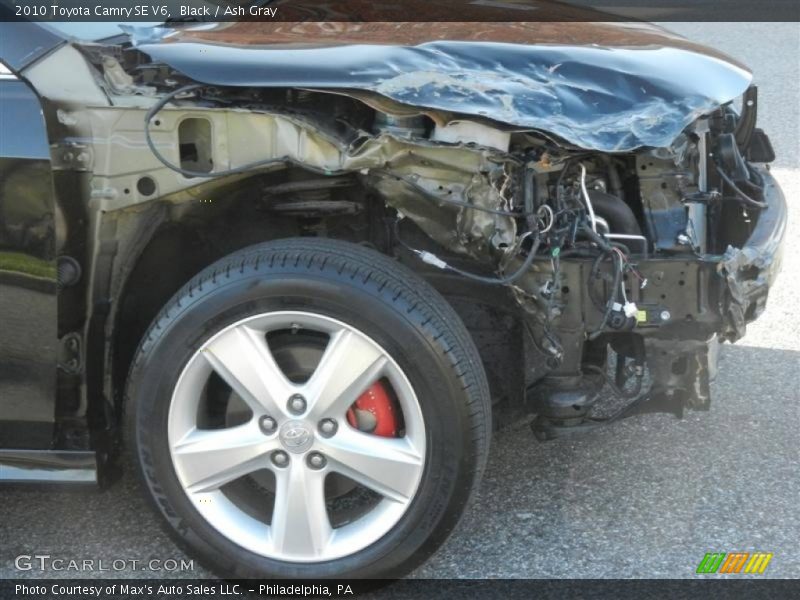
xmin=587 ymin=190 xmax=642 ymax=235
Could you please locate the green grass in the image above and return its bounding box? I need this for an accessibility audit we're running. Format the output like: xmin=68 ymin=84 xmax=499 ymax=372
xmin=0 ymin=251 xmax=56 ymax=279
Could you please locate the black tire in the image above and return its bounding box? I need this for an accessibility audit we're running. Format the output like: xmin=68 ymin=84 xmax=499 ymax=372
xmin=125 ymin=238 xmax=491 ymax=579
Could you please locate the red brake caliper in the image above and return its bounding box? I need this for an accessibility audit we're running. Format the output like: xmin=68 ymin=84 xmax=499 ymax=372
xmin=346 ymin=381 xmax=400 ymax=437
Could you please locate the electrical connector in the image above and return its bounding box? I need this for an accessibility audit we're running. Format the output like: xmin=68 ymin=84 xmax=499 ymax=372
xmin=417 ymin=250 xmax=448 ymax=270
xmin=623 ymin=302 xmax=638 ymax=318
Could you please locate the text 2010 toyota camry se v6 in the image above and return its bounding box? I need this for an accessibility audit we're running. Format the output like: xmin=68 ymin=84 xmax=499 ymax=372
xmin=0 ymin=16 xmax=786 ymax=579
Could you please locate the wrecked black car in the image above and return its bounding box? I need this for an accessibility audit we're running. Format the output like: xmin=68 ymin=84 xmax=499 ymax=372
xmin=0 ymin=18 xmax=786 ymax=579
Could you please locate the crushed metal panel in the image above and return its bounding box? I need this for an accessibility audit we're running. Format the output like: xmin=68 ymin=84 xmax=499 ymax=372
xmin=132 ymin=33 xmax=752 ymax=152
xmin=717 ymin=171 xmax=787 ymax=342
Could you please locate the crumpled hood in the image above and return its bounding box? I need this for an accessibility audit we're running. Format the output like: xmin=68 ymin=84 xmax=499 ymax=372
xmin=130 ymin=22 xmax=752 ymax=152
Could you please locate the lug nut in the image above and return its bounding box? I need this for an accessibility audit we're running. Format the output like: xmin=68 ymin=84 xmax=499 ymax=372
xmin=259 ymin=416 xmax=277 ymax=434
xmin=287 ymin=394 xmax=307 ymax=415
xmin=318 ymin=419 xmax=338 ymax=437
xmin=271 ymin=450 xmax=289 ymax=468
xmin=307 ymin=452 xmax=327 ymax=470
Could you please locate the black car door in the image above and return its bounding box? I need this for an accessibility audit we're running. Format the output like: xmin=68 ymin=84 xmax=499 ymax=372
xmin=0 ymin=62 xmax=58 ymax=448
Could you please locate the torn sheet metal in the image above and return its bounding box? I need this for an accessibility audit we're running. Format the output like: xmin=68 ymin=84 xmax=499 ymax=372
xmin=717 ymin=170 xmax=787 ymax=342
xmin=131 ymin=23 xmax=752 ymax=152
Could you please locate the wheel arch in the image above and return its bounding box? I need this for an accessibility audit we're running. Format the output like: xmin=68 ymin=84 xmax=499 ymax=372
xmin=103 ymin=168 xmax=383 ymax=427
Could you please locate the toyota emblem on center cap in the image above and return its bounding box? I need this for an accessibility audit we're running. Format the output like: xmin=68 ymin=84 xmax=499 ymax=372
xmin=279 ymin=420 xmax=313 ymax=453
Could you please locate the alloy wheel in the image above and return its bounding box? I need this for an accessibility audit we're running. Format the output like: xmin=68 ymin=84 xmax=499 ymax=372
xmin=168 ymin=311 xmax=426 ymax=562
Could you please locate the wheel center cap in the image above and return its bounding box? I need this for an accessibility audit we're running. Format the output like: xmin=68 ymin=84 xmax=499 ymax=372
xmin=279 ymin=420 xmax=313 ymax=453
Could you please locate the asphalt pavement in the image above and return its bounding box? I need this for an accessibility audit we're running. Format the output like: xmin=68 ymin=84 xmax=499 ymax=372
xmin=1 ymin=22 xmax=798 ymax=580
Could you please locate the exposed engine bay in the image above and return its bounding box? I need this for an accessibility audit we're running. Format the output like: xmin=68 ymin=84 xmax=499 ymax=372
xmin=16 ymin=21 xmax=785 ymax=441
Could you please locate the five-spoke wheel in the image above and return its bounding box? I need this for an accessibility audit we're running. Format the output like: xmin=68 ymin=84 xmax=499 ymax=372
xmin=127 ymin=238 xmax=490 ymax=578
xmin=169 ymin=312 xmax=425 ymax=562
